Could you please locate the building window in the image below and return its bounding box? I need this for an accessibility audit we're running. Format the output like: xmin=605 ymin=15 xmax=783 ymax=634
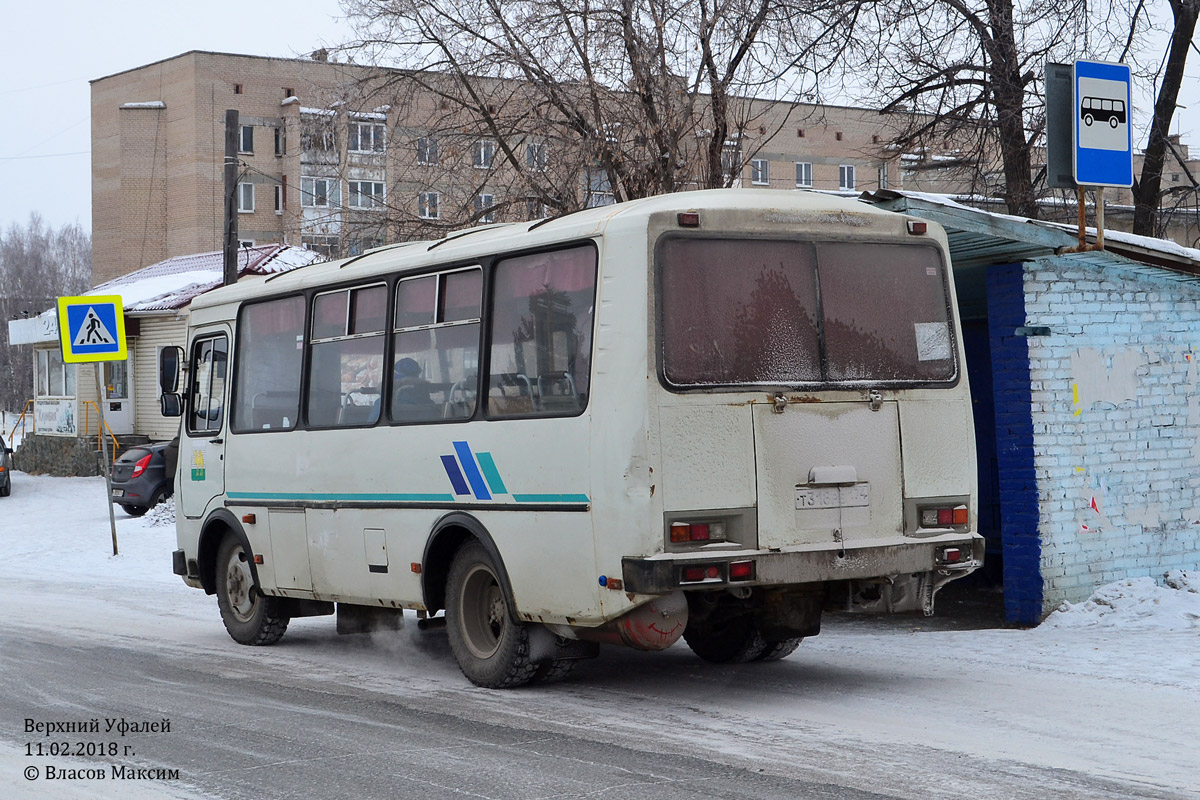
xmin=239 ymin=125 xmax=254 ymax=154
xmin=302 ymin=235 xmax=340 ymax=259
xmin=283 ymin=87 xmax=294 ymax=99
xmin=839 ymin=165 xmax=856 ymax=191
xmin=416 ymin=136 xmax=438 ymax=165
xmin=274 ymin=185 xmax=284 ymax=214
xmin=795 ymin=162 xmax=813 ymax=188
xmin=37 ymin=348 xmax=76 ymax=397
xmin=473 ymin=193 xmax=495 ymax=223
xmin=419 ymin=191 xmax=440 ymax=219
xmin=526 ymin=142 xmax=547 ymax=172
xmin=234 ymin=83 xmax=243 ymax=95
xmin=835 ymin=131 xmax=844 ymax=141
xmin=237 ymin=182 xmax=255 ymax=213
xmin=797 ymin=128 xmax=805 ymax=138
xmin=751 ymin=159 xmax=769 ymax=185
xmin=301 ymin=176 xmax=336 ymax=208
xmin=301 ymin=117 xmax=336 ymax=152
xmin=721 ymin=140 xmax=742 ymax=181
xmin=586 ymin=170 xmax=614 ymax=207
xmin=274 ymin=127 xmax=285 ymax=157
xmin=349 ymin=121 xmax=385 ymax=153
xmin=878 ymin=163 xmax=889 ymax=190
xmin=525 ymin=199 xmax=548 ymax=219
xmin=474 ymin=139 xmax=495 ymax=169
xmin=348 ymin=181 xmax=386 ymax=209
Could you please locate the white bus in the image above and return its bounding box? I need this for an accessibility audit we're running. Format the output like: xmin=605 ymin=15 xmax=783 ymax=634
xmin=164 ymin=189 xmax=983 ymax=688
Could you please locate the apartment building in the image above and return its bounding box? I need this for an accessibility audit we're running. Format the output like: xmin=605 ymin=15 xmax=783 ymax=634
xmin=91 ymin=50 xmax=974 ymax=284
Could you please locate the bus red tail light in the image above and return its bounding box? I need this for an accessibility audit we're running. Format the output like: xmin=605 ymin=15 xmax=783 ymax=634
xmin=680 ymin=565 xmax=722 ymax=583
xmin=131 ymin=453 xmax=153 ymax=479
xmin=669 ymin=520 xmax=727 ymax=544
xmin=728 ymin=561 xmax=754 ymax=581
xmin=919 ymin=505 xmax=969 ymax=529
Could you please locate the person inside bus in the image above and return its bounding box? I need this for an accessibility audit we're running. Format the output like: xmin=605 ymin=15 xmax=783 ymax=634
xmin=392 ymin=357 xmax=434 ymax=415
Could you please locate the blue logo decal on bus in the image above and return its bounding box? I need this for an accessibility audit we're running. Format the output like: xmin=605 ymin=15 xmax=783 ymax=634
xmin=441 ymin=442 xmax=508 ymax=501
xmin=441 ymin=442 xmax=589 ymax=504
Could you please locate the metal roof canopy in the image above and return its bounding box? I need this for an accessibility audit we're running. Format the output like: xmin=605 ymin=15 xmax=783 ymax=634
xmin=862 ymin=190 xmax=1200 ymax=319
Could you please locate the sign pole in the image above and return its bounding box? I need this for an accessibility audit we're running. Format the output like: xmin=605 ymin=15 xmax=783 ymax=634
xmin=56 ymin=295 xmax=129 ymax=558
xmin=96 ymin=368 xmax=119 ymax=556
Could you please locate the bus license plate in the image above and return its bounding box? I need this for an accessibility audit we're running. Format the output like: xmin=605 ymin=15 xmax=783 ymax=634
xmin=795 ymin=483 xmax=869 ymax=510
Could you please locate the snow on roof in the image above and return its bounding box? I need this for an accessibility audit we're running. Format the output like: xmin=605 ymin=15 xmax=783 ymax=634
xmin=89 ymin=244 xmax=325 ymax=313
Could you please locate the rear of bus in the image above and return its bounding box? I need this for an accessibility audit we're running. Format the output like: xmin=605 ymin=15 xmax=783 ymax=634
xmin=620 ymin=195 xmax=983 ymax=660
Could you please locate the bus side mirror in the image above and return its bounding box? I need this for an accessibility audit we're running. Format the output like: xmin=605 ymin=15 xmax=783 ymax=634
xmin=161 ymin=393 xmax=183 ymax=418
xmin=159 ymin=346 xmax=184 ymax=394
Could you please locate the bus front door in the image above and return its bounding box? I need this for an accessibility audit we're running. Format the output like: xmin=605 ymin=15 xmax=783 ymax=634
xmin=181 ymin=331 xmax=229 ymax=519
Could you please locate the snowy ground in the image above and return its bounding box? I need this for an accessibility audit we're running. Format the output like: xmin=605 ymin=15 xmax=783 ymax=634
xmin=1 ymin=469 xmax=1198 ymax=799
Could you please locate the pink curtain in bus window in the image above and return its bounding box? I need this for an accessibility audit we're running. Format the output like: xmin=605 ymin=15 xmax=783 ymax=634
xmin=498 ymin=246 xmax=596 ymax=297
xmin=246 ymin=295 xmax=304 ymax=337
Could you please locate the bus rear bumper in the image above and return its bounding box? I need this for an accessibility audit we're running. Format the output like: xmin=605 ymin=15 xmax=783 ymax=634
xmin=621 ymin=532 xmax=984 ymax=596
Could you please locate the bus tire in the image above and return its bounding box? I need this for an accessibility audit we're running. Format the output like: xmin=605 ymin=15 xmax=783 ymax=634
xmin=683 ymin=614 xmax=768 ymax=664
xmin=754 ymin=638 xmax=803 ymax=662
xmin=531 ymin=658 xmax=578 ymax=685
xmin=216 ymin=535 xmax=289 ymax=646
xmin=446 ymin=541 xmax=538 ymax=688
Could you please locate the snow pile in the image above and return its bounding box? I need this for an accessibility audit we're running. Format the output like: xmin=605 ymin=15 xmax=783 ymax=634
xmin=1042 ymin=570 xmax=1200 ymax=631
xmin=143 ymin=496 xmax=177 ymax=527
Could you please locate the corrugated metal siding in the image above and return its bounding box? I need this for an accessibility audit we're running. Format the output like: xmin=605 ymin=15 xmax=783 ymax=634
xmin=133 ymin=314 xmax=189 ymax=441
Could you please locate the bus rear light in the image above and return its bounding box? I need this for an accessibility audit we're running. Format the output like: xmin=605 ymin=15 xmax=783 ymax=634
xmin=907 ymin=220 xmax=927 ymax=235
xmin=677 ymin=211 xmax=701 ymax=227
xmin=936 ymin=546 xmax=965 ymax=565
xmin=920 ymin=505 xmax=969 ymax=528
xmin=670 ymin=520 xmax=727 ymax=543
xmin=728 ymin=561 xmax=754 ymax=581
xmin=680 ymin=565 xmax=722 ymax=583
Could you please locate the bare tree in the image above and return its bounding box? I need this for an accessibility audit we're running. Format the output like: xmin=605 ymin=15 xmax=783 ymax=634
xmin=826 ymin=0 xmax=1104 ymax=218
xmin=338 ymin=0 xmax=836 ymax=214
xmin=1128 ymin=0 xmax=1200 ymax=236
xmin=0 ymin=214 xmax=92 ymax=412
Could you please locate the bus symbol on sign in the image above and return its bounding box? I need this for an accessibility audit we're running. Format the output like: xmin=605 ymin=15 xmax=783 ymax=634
xmin=1080 ymin=96 xmax=1125 ymax=129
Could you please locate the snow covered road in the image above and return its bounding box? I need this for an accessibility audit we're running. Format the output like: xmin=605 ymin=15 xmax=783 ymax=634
xmin=1 ymin=472 xmax=1197 ymax=799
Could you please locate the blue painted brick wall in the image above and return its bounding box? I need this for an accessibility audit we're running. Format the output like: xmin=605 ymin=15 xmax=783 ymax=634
xmin=986 ymin=263 xmax=1043 ymax=624
xmin=1022 ymin=259 xmax=1200 ymax=615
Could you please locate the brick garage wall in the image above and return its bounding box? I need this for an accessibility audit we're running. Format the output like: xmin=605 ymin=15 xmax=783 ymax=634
xmin=1023 ymin=259 xmax=1200 ymax=615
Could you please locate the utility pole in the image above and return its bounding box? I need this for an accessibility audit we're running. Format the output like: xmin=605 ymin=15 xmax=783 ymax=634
xmin=223 ymin=109 xmax=240 ymax=287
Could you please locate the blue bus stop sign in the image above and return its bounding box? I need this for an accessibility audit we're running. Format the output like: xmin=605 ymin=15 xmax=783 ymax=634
xmin=1073 ymin=60 xmax=1133 ymax=188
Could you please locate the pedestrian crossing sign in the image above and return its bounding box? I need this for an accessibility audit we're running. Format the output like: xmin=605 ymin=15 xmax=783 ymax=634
xmin=56 ymin=295 xmax=128 ymax=363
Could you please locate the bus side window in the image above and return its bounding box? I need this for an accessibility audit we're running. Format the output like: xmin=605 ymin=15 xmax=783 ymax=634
xmin=487 ymin=244 xmax=597 ymax=418
xmin=231 ymin=296 xmax=305 ymax=432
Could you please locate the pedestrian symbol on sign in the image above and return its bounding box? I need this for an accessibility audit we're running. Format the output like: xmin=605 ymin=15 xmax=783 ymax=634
xmin=72 ymin=308 xmax=117 ymax=347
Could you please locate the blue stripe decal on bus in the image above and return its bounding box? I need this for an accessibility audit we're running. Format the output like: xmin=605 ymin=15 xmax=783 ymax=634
xmin=452 ymin=441 xmax=492 ymax=501
xmin=475 ymin=452 xmax=508 ymax=496
xmin=440 ymin=455 xmax=471 ymax=496
xmin=512 ymin=494 xmax=591 ymax=504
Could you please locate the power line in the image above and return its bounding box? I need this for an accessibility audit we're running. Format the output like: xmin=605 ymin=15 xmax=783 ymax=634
xmin=0 ymin=151 xmax=89 ymax=161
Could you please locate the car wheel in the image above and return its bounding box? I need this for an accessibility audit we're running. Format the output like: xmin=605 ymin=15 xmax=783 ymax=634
xmin=0 ymin=482 xmax=9 ymax=498
xmin=148 ymin=488 xmax=170 ymax=509
xmin=446 ymin=541 xmax=538 ymax=688
xmin=215 ymin=535 xmax=289 ymax=646
xmin=121 ymin=504 xmax=149 ymax=517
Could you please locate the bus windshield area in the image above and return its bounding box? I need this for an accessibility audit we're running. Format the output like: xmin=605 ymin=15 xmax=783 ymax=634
xmin=660 ymin=237 xmax=956 ymax=387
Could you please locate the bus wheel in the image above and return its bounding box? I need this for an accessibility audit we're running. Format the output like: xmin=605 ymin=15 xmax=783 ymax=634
xmin=683 ymin=613 xmax=767 ymax=664
xmin=446 ymin=541 xmax=538 ymax=688
xmin=216 ymin=535 xmax=289 ymax=646
xmin=754 ymin=638 xmax=803 ymax=662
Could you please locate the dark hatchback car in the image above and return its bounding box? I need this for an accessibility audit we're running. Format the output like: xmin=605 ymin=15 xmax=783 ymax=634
xmin=111 ymin=439 xmax=176 ymax=516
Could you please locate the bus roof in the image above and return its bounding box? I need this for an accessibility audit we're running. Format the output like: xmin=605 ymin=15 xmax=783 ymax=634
xmin=189 ymin=188 xmax=905 ymax=311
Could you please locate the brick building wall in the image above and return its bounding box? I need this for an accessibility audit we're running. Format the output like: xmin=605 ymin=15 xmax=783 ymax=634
xmin=1021 ymin=259 xmax=1200 ymax=615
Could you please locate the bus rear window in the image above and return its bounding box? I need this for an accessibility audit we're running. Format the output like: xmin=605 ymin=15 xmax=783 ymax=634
xmin=660 ymin=237 xmax=955 ymax=388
